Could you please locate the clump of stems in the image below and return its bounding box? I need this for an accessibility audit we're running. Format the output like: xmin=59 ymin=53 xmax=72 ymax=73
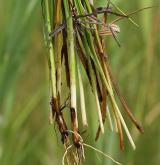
xmin=42 ymin=0 xmax=144 ymax=164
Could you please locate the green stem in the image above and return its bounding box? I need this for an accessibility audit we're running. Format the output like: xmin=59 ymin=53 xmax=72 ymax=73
xmin=89 ymin=62 xmax=105 ymax=134
xmin=77 ymin=57 xmax=88 ymax=127
xmin=63 ymin=0 xmax=78 ymax=127
xmin=44 ymin=0 xmax=57 ymax=98
xmin=55 ymin=0 xmax=62 ymax=96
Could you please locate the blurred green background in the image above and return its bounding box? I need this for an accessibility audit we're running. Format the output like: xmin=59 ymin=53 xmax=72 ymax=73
xmin=0 ymin=0 xmax=159 ymax=164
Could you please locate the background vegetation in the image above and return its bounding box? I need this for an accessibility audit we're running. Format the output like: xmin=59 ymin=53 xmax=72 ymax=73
xmin=0 ymin=0 xmax=159 ymax=164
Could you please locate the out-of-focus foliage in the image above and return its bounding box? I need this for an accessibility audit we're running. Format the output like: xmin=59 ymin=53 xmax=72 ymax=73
xmin=0 ymin=0 xmax=159 ymax=165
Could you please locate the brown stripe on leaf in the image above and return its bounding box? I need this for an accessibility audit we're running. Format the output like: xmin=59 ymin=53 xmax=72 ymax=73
xmin=62 ymin=31 xmax=70 ymax=87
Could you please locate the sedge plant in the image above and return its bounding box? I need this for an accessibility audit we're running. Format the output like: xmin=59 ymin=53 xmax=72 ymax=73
xmin=42 ymin=0 xmax=146 ymax=164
